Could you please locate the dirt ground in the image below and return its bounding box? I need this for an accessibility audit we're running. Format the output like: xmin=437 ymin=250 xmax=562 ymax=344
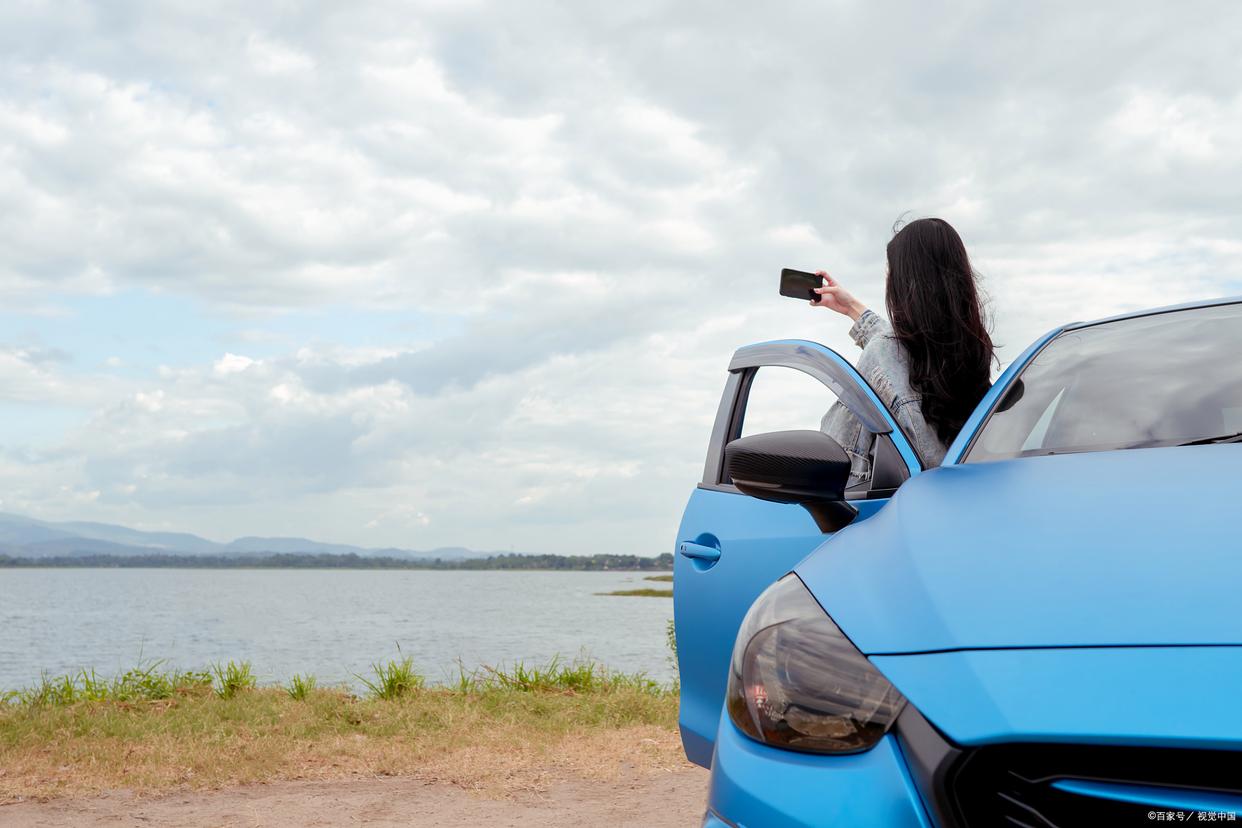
xmin=0 ymin=767 xmax=709 ymax=827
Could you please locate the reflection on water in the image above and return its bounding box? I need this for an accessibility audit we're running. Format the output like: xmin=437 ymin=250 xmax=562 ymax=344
xmin=0 ymin=569 xmax=675 ymax=690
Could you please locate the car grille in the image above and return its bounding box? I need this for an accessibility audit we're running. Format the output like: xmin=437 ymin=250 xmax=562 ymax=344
xmin=894 ymin=707 xmax=1242 ymax=828
xmin=947 ymin=743 xmax=1242 ymax=827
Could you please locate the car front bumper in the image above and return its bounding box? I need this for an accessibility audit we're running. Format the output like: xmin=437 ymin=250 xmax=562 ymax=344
xmin=705 ymin=703 xmax=1242 ymax=827
xmin=704 ymin=716 xmax=933 ymax=828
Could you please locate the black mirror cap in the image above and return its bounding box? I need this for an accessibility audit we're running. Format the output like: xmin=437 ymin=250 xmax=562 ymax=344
xmin=725 ymin=429 xmax=851 ymax=501
xmin=724 ymin=430 xmax=857 ymax=532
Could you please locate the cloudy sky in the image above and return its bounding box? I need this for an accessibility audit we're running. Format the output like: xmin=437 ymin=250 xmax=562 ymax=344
xmin=1 ymin=1 xmax=1239 ymax=554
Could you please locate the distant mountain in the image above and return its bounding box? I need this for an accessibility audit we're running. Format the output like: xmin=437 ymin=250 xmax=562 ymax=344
xmin=0 ymin=513 xmax=82 ymax=546
xmin=0 ymin=512 xmax=494 ymax=561
xmin=56 ymin=520 xmax=221 ymax=555
xmin=226 ymin=536 xmax=382 ymax=556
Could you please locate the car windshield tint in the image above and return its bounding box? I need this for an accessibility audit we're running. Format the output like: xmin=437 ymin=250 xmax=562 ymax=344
xmin=966 ymin=302 xmax=1242 ymax=462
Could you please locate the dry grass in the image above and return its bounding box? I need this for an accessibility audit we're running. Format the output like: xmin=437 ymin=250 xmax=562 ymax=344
xmin=0 ymin=678 xmax=682 ymax=803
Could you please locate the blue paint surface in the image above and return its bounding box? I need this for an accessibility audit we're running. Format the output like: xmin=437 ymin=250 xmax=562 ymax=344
xmin=707 ymin=719 xmax=931 ymax=828
xmin=800 ymin=445 xmax=1242 ymax=654
xmin=1052 ymin=778 xmax=1242 ymax=814
xmin=871 ymin=646 xmax=1242 ymax=749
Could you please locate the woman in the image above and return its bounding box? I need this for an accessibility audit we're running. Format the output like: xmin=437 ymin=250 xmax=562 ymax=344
xmin=815 ymin=217 xmax=994 ymax=483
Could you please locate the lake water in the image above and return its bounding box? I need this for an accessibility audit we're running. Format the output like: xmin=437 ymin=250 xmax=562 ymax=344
xmin=0 ymin=569 xmax=676 ymax=691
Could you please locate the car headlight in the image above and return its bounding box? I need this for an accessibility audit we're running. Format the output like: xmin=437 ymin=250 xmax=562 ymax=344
xmin=726 ymin=574 xmax=906 ymax=753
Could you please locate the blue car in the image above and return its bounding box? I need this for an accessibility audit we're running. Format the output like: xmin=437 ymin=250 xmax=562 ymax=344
xmin=673 ymin=298 xmax=1242 ymax=827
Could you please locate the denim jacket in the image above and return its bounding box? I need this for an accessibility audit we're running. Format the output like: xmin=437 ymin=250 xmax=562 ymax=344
xmin=820 ymin=310 xmax=948 ymax=483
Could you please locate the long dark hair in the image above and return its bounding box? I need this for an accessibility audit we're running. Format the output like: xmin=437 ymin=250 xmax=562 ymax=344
xmin=884 ymin=217 xmax=994 ymax=446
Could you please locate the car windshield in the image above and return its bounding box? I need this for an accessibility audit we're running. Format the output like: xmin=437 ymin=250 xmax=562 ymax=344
xmin=965 ymin=302 xmax=1242 ymax=462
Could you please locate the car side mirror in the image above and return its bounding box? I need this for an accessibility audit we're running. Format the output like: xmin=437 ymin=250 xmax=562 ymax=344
xmin=724 ymin=430 xmax=859 ymax=532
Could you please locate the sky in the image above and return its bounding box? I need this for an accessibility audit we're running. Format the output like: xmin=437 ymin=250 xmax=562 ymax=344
xmin=1 ymin=1 xmax=1240 ymax=554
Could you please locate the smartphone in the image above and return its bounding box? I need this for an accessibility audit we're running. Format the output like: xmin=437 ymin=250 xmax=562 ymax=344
xmin=780 ymin=268 xmax=822 ymax=301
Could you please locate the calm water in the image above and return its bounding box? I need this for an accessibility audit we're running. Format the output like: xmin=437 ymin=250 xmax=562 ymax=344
xmin=0 ymin=569 xmax=675 ymax=690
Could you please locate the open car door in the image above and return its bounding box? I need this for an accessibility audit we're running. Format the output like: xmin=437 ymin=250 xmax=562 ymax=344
xmin=673 ymin=340 xmax=923 ymax=767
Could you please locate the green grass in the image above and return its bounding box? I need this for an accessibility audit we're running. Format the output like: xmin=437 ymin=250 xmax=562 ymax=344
xmin=0 ymin=657 xmax=680 ymax=800
xmin=465 ymin=657 xmax=660 ymax=695
xmin=355 ymin=657 xmax=423 ymax=700
xmin=211 ymin=660 xmax=257 ymax=699
xmin=643 ymin=574 xmax=673 ymax=582
xmin=597 ymin=588 xmax=673 ymax=597
xmin=11 ymin=662 xmax=214 ymax=707
xmin=1 ymin=656 xmax=669 ymax=708
xmin=285 ymin=673 xmax=317 ymax=701
xmin=666 ymin=618 xmax=678 ymax=675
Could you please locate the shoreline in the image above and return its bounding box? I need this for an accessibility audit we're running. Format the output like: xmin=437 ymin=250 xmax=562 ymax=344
xmin=0 ymin=565 xmax=674 ymax=572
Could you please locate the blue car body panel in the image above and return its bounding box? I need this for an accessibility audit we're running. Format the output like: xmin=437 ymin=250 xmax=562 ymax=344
xmin=708 ymin=719 xmax=932 ymax=828
xmin=797 ymin=445 xmax=1242 ymax=654
xmin=1050 ymin=779 xmax=1242 ymax=814
xmin=870 ymin=646 xmax=1242 ymax=750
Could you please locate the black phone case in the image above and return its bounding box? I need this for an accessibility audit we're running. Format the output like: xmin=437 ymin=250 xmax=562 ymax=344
xmin=780 ymin=268 xmax=821 ymax=301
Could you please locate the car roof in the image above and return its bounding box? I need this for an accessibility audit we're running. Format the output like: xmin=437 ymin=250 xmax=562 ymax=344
xmin=1062 ymin=295 xmax=1242 ymax=331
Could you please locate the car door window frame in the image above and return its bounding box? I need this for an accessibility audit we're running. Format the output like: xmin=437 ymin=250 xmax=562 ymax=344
xmin=700 ymin=340 xmax=922 ymax=498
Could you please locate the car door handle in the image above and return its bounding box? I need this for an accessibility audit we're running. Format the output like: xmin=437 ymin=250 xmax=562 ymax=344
xmin=679 ymin=542 xmax=721 ymax=563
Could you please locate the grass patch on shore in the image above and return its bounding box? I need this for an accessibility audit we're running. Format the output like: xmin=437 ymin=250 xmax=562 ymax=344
xmin=211 ymin=661 xmax=257 ymax=699
xmin=0 ymin=659 xmax=681 ymax=801
xmin=597 ymin=588 xmax=673 ymax=597
xmin=643 ymin=574 xmax=674 ymax=582
xmin=356 ymin=657 xmax=423 ymax=700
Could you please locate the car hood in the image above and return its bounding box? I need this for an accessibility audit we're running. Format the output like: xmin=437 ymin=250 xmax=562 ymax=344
xmin=797 ymin=445 xmax=1242 ymax=653
xmin=872 ymin=646 xmax=1242 ymax=749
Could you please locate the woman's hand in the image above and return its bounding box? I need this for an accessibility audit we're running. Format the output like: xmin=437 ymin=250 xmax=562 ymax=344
xmin=810 ymin=271 xmax=868 ymax=321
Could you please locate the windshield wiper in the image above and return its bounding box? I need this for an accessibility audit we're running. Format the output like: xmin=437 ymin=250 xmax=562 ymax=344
xmin=1178 ymin=431 xmax=1242 ymax=446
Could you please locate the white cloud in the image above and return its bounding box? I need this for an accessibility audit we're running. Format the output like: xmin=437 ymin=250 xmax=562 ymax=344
xmin=246 ymin=34 xmax=315 ymax=76
xmin=213 ymin=353 xmax=256 ymax=376
xmin=0 ymin=2 xmax=1240 ymax=552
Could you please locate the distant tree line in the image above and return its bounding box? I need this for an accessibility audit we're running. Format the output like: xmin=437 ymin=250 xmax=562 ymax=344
xmin=0 ymin=552 xmax=675 ymax=571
